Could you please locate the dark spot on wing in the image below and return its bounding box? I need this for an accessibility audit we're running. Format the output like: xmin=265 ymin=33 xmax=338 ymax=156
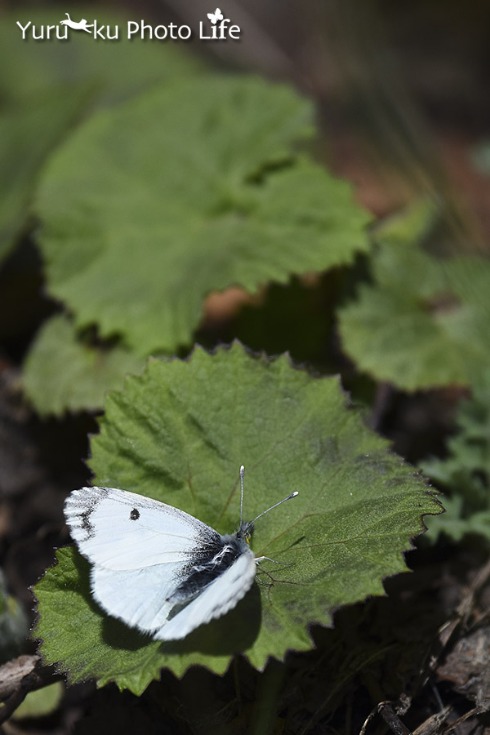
xmin=130 ymin=508 xmax=140 ymax=521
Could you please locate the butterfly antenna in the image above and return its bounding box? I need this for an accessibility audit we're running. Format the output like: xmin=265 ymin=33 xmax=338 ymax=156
xmin=251 ymin=490 xmax=299 ymax=525
xmin=239 ymin=465 xmax=245 ymax=527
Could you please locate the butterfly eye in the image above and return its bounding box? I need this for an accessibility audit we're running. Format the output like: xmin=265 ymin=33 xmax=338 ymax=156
xmin=130 ymin=508 xmax=140 ymax=521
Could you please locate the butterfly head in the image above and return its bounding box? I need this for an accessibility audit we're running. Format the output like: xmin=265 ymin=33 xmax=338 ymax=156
xmin=237 ymin=519 xmax=255 ymax=543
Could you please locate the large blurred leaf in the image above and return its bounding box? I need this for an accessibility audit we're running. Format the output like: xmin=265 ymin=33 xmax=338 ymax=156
xmin=34 ymin=343 xmax=438 ymax=693
xmin=0 ymin=87 xmax=89 ymax=262
xmin=13 ymin=683 xmax=63 ymax=720
xmin=22 ymin=314 xmax=145 ymax=415
xmin=338 ymin=206 xmax=490 ymax=390
xmin=0 ymin=7 xmax=201 ymax=107
xmin=0 ymin=6 xmax=203 ymax=263
xmin=35 ymin=76 xmax=370 ymax=356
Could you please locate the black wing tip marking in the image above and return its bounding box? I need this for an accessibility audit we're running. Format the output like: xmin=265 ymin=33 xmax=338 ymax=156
xmin=64 ymin=486 xmax=110 ymax=541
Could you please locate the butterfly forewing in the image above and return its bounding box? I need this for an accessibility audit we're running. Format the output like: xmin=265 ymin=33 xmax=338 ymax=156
xmin=65 ymin=487 xmax=221 ymax=571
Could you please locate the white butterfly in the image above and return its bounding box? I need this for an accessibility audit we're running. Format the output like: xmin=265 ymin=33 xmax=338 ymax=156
xmin=64 ymin=466 xmax=298 ymax=641
xmin=207 ymin=8 xmax=224 ymax=24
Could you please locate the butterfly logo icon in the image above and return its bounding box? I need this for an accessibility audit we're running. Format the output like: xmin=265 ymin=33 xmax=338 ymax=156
xmin=207 ymin=8 xmax=224 ymax=24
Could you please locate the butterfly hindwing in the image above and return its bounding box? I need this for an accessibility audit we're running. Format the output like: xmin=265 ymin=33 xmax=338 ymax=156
xmin=90 ymin=545 xmax=256 ymax=639
xmin=91 ymin=564 xmax=186 ymax=633
xmin=155 ymin=547 xmax=256 ymax=640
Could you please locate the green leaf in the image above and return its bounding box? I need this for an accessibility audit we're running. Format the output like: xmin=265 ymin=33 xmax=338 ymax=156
xmin=338 ymin=206 xmax=490 ymax=390
xmin=35 ymin=76 xmax=370 ymax=355
xmin=0 ymin=7 xmax=202 ymax=107
xmin=423 ymin=496 xmax=490 ymax=542
xmin=22 ymin=314 xmax=145 ymax=415
xmin=422 ymin=373 xmax=490 ymax=542
xmin=0 ymin=88 xmax=89 ymax=262
xmin=34 ymin=343 xmax=438 ymax=692
xmin=13 ymin=683 xmax=63 ymax=720
xmin=0 ymin=5 xmax=203 ymax=264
